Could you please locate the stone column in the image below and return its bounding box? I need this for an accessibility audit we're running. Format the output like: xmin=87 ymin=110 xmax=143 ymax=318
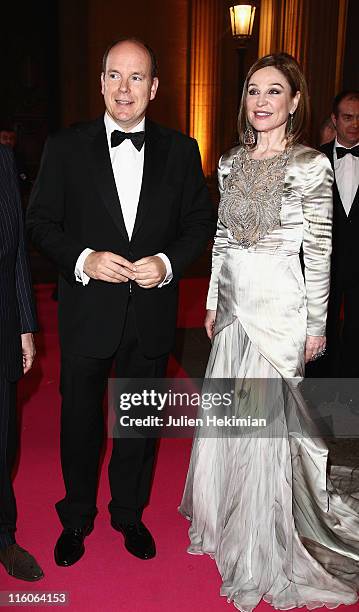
xmin=188 ymin=0 xmax=223 ymax=176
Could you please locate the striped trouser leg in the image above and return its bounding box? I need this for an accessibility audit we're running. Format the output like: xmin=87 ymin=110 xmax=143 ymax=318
xmin=0 ymin=374 xmax=17 ymax=549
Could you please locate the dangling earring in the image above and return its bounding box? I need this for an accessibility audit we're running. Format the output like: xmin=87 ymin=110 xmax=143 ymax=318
xmin=244 ymin=123 xmax=256 ymax=146
xmin=288 ymin=112 xmax=294 ymax=135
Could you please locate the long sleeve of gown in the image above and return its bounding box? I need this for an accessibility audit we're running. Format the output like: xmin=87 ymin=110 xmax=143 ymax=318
xmin=206 ymin=152 xmax=235 ymax=310
xmin=302 ymin=151 xmax=333 ymax=336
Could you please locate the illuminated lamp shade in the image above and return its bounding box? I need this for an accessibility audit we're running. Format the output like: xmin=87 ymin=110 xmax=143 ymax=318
xmin=229 ymin=1 xmax=257 ymax=41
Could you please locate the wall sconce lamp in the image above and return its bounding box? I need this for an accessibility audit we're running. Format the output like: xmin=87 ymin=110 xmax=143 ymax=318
xmin=229 ymin=1 xmax=258 ymax=45
xmin=228 ymin=1 xmax=258 ymax=106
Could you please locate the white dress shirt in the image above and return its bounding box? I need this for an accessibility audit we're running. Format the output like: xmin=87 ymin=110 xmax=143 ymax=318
xmin=75 ymin=113 xmax=172 ymax=286
xmin=333 ymin=138 xmax=359 ymax=216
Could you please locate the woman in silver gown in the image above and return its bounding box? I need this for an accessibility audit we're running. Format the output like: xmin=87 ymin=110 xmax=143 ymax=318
xmin=180 ymin=53 xmax=359 ymax=611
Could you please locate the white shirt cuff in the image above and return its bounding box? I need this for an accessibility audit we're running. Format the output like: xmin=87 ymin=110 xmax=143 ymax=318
xmin=75 ymin=248 xmax=94 ymax=286
xmin=156 ymin=253 xmax=173 ymax=288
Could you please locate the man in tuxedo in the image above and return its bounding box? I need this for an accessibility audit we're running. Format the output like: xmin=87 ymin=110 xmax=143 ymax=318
xmin=320 ymin=90 xmax=359 ymax=377
xmin=0 ymin=145 xmax=43 ymax=581
xmin=27 ymin=38 xmax=213 ymax=566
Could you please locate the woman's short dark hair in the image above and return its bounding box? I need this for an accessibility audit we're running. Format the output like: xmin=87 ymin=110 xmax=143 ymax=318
xmin=237 ymin=52 xmax=310 ymax=148
xmin=101 ymin=37 xmax=159 ymax=80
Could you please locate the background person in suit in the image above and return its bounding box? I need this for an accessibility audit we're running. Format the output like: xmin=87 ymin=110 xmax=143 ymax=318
xmin=318 ymin=116 xmax=336 ymax=146
xmin=26 ymin=37 xmax=213 ymax=567
xmin=0 ymin=124 xmax=32 ymax=196
xmin=320 ymin=90 xmax=359 ymax=377
xmin=0 ymin=144 xmax=42 ymax=581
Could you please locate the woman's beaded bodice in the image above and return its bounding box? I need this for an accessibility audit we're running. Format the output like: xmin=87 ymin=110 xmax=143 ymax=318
xmin=218 ymin=147 xmax=290 ymax=248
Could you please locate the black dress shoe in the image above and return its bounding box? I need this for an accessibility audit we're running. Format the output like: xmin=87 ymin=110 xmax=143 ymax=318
xmin=54 ymin=525 xmax=93 ymax=567
xmin=0 ymin=544 xmax=44 ymax=581
xmin=111 ymin=520 xmax=156 ymax=560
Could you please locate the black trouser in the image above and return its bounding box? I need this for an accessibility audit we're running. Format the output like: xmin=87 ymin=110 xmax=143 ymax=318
xmin=0 ymin=375 xmax=17 ymax=549
xmin=326 ymin=285 xmax=359 ymax=378
xmin=56 ymin=299 xmax=168 ymax=528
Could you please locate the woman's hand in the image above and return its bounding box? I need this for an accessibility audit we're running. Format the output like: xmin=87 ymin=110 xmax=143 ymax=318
xmin=205 ymin=310 xmax=217 ymax=340
xmin=305 ymin=335 xmax=326 ymax=364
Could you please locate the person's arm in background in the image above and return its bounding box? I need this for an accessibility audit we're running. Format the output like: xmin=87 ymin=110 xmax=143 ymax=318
xmin=6 ymin=147 xmax=37 ymax=373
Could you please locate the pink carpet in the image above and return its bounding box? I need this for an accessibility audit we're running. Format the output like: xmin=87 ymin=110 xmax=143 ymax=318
xmin=2 ymin=283 xmax=358 ymax=612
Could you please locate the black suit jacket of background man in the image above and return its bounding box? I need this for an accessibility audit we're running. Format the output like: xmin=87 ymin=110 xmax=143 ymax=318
xmin=27 ymin=117 xmax=214 ymax=359
xmin=320 ymin=140 xmax=359 ymax=376
xmin=0 ymin=145 xmax=37 ymax=381
xmin=320 ymin=140 xmax=359 ymax=291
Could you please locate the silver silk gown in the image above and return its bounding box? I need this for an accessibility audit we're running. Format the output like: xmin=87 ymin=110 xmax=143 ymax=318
xmin=179 ymin=144 xmax=359 ymax=611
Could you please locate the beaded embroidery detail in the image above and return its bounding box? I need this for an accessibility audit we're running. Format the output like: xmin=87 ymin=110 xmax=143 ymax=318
xmin=219 ymin=147 xmax=290 ymax=248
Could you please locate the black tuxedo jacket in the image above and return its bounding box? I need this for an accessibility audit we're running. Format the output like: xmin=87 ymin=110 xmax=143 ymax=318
xmin=320 ymin=140 xmax=359 ymax=290
xmin=0 ymin=145 xmax=37 ymax=381
xmin=27 ymin=117 xmax=214 ymax=358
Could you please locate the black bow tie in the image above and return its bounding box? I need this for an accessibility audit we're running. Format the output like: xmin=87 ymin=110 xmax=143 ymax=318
xmin=336 ymin=145 xmax=359 ymax=159
xmin=111 ymin=130 xmax=145 ymax=151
